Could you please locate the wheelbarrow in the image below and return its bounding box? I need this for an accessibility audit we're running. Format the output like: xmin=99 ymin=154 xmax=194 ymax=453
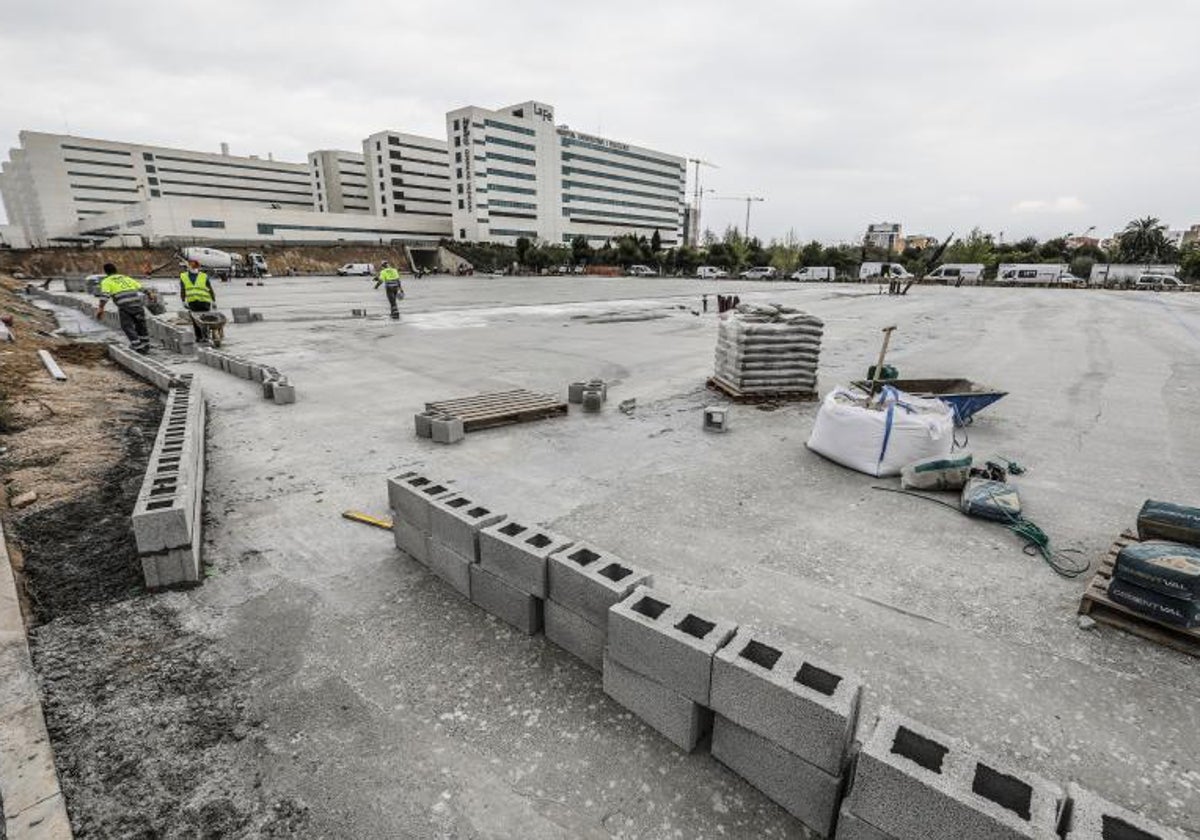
xmin=190 ymin=310 xmax=228 ymax=348
xmin=851 ymin=378 xmax=1007 ymax=426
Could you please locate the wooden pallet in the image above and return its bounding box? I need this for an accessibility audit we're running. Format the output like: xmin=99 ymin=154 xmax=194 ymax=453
xmin=1078 ymin=530 xmax=1200 ymax=657
xmin=426 ymin=389 xmax=567 ymax=432
xmin=705 ymin=376 xmax=819 ymax=405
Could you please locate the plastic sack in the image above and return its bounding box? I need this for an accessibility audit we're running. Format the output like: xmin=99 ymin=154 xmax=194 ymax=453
xmin=901 ymin=454 xmax=973 ymax=490
xmin=1137 ymin=500 xmax=1200 ymax=548
xmin=806 ymin=386 xmax=955 ymax=477
xmin=1114 ymin=541 xmax=1200 ymax=601
xmin=960 ymin=479 xmax=1021 ymax=522
xmin=1107 ymin=577 xmax=1199 ymax=628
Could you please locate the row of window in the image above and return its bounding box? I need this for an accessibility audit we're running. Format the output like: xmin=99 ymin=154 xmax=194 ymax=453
xmin=488 ymin=228 xmax=539 ymax=238
xmin=563 ymin=192 xmax=679 ymax=214
xmin=566 ymin=217 xmax=679 ymax=233
xmin=69 ymin=183 xmax=139 ymax=194
xmin=563 ymin=206 xmax=678 ymax=227
xmin=562 ymin=152 xmax=684 ymax=183
xmin=486 ymin=135 xmax=536 ymax=153
xmin=154 ymin=154 xmax=309 ymax=178
xmin=560 ymin=137 xmax=685 ymax=173
xmin=63 ymin=156 xmax=133 ymax=169
xmin=256 ymin=221 xmax=442 ymax=238
xmin=393 ymin=205 xmax=452 ymax=217
xmin=157 ymin=166 xmax=311 ymax=188
xmin=390 ymin=164 xmax=450 ymax=181
xmin=61 ymin=143 xmax=130 ymax=157
xmin=67 ymin=170 xmax=137 ymax=181
xmin=491 ymin=210 xmax=537 ymax=220
xmin=390 ymin=177 xmax=452 ymax=194
xmin=485 ymin=119 xmax=536 ymax=137
xmin=156 ymin=178 xmax=312 ymax=197
xmin=563 ymin=165 xmax=685 ymax=192
xmin=190 ymin=219 xmax=226 ymax=229
xmin=487 ymin=151 xmax=535 ymax=167
xmin=488 ymin=183 xmax=536 ymax=196
xmin=490 ymin=199 xmax=537 ymax=210
xmin=387 ymin=136 xmax=447 ymax=157
xmin=387 ymin=149 xmax=448 ymax=168
xmin=161 ymin=191 xmax=311 ymax=207
xmin=486 ymin=167 xmax=535 ymax=181
xmin=561 ymin=178 xmax=677 ymax=202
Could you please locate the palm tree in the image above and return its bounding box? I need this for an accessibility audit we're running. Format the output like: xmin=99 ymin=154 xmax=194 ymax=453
xmin=1119 ymin=217 xmax=1170 ymax=263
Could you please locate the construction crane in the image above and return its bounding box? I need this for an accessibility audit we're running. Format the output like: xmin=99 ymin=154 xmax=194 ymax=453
xmin=712 ymin=195 xmax=765 ymax=240
xmin=688 ymin=158 xmax=717 ymax=246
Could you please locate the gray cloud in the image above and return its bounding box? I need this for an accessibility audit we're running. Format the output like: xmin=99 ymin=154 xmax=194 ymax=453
xmin=2 ymin=0 xmax=1197 ymax=241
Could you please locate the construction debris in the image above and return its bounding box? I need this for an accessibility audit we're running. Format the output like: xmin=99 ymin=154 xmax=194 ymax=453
xmin=11 ymin=491 xmax=39 ymax=509
xmin=38 ymin=348 xmax=67 ymax=380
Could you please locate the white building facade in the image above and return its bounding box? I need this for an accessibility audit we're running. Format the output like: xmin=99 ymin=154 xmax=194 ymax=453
xmin=308 ymin=150 xmax=370 ymax=214
xmin=361 ymin=131 xmax=453 ymax=222
xmin=445 ymin=100 xmax=685 ymax=247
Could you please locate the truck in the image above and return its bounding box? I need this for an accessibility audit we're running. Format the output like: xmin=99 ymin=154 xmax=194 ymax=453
xmin=996 ymin=263 xmax=1080 ymax=285
xmin=925 ymin=263 xmax=985 ymax=284
xmin=1088 ymin=263 xmax=1179 ymax=287
xmin=858 ymin=262 xmax=912 ymax=280
xmin=789 ymin=266 xmax=835 ymax=282
xmin=180 ymin=246 xmax=235 ymax=274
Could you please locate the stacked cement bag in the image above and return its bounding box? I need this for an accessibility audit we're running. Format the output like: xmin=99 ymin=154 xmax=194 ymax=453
xmin=714 ymin=303 xmax=823 ymax=396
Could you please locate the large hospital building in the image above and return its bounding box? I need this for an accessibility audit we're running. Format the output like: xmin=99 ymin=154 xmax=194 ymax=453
xmin=0 ymin=100 xmax=686 ymax=250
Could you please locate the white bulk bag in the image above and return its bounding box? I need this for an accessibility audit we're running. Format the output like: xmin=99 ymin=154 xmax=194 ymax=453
xmin=806 ymin=386 xmax=955 ymax=477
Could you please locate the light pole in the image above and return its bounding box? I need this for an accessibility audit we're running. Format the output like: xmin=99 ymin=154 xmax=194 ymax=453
xmin=712 ymin=195 xmax=765 ymax=240
xmin=688 ymin=158 xmax=717 ymax=247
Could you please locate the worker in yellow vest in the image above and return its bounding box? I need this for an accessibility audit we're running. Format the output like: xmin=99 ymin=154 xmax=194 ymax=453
xmin=374 ymin=260 xmax=405 ymax=319
xmin=96 ymin=262 xmax=150 ymax=353
xmin=180 ymin=258 xmax=217 ymax=342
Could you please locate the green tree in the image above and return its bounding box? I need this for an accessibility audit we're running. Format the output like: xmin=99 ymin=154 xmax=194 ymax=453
xmin=942 ymin=227 xmax=993 ymax=264
xmin=674 ymin=246 xmax=702 ymax=275
xmin=571 ymin=235 xmax=593 ymax=266
xmin=1038 ymin=237 xmax=1068 ymax=261
xmin=799 ymin=240 xmax=823 ymax=267
xmin=650 ymin=229 xmax=662 ymax=253
xmin=515 ymin=237 xmax=532 ymax=266
xmin=1180 ymin=242 xmax=1200 ymax=281
xmin=1070 ymin=256 xmax=1096 ymax=282
xmin=1119 ymin=217 xmax=1173 ymax=263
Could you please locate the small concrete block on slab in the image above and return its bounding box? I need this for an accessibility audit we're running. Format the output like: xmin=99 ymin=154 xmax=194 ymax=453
xmin=392 ymin=517 xmax=430 ymax=565
xmin=427 ymin=539 xmax=472 ymax=599
xmin=602 ymin=653 xmax=711 ymax=753
xmin=846 ymin=707 xmax=1064 ymax=840
xmin=1062 ymin=783 xmax=1189 ymax=840
xmin=568 ymin=381 xmax=586 ymax=403
xmin=703 ymin=406 xmax=728 ymax=432
xmin=711 ymin=626 xmax=862 ymax=774
xmin=414 ymin=412 xmax=438 ymax=438
xmin=478 ymin=518 xmax=574 ymax=598
xmin=273 ymin=382 xmax=297 ymax=404
xmin=607 ymin=585 xmax=736 ymax=705
xmin=712 ymin=714 xmax=844 ymax=838
xmin=387 ymin=472 xmax=455 ymax=534
xmin=430 ymin=415 xmax=464 ymax=444
xmin=544 ymin=599 xmax=604 ymax=670
xmin=429 ymin=494 xmax=505 ymax=561
xmin=581 ymin=389 xmax=603 ymax=412
xmin=231 ymin=306 xmax=251 ymax=323
xmin=547 ymin=541 xmax=652 ymax=628
xmin=469 ymin=564 xmax=543 ymax=635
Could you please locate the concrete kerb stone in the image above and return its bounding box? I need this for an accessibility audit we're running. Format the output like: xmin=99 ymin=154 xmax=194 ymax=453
xmin=1062 ymin=783 xmax=1189 ymax=840
xmin=387 ymin=472 xmax=455 ymax=534
xmin=478 ymin=518 xmax=574 ymax=598
xmin=711 ymin=626 xmax=862 ymax=774
xmin=107 ymin=343 xmax=180 ymax=393
xmin=547 ymin=541 xmax=652 ymax=628
xmin=544 ymin=598 xmax=605 ymax=670
xmin=602 ymin=653 xmax=712 ymax=753
xmin=429 ymin=494 xmax=505 ymax=561
xmin=469 ymin=564 xmax=543 ymax=635
xmin=607 ymin=584 xmax=737 ymax=705
xmin=712 ymin=714 xmax=845 ymax=838
xmin=846 ymin=707 xmax=1064 ymax=840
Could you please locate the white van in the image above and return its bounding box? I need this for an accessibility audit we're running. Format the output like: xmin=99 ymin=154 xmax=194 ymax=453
xmin=337 ymin=262 xmax=375 ymax=276
xmin=1134 ymin=273 xmax=1187 ymax=291
xmin=697 ymin=265 xmax=728 ymax=279
xmin=996 ymin=263 xmax=1077 ymax=285
xmin=789 ymin=266 xmax=835 ymax=282
xmin=859 ymin=262 xmax=912 ymax=280
xmin=926 ymin=263 xmax=985 ymax=284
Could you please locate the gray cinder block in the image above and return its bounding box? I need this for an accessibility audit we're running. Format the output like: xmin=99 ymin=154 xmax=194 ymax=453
xmin=469 ymin=564 xmax=543 ymax=635
xmin=478 ymin=518 xmax=574 ymax=598
xmin=431 ymin=415 xmax=465 ymax=444
xmin=834 ymin=807 xmax=895 ymax=840
xmin=1062 ymin=783 xmax=1189 ymax=840
xmin=262 ymin=379 xmax=275 ymax=399
xmin=712 ymin=715 xmax=844 ymax=838
xmin=392 ymin=516 xmax=430 ymax=565
xmin=568 ymin=381 xmax=587 ymax=403
xmin=429 ymin=494 xmax=505 ymax=561
xmin=547 ymin=541 xmax=652 ymax=628
xmin=387 ymin=472 xmax=455 ymax=534
xmin=545 ymin=599 xmax=604 ymax=670
xmin=414 ymin=412 xmax=438 ymax=438
xmin=231 ymin=306 xmax=251 ymax=323
xmin=581 ymin=389 xmax=603 ymax=412
xmin=427 ymin=539 xmax=472 ymax=599
xmin=711 ymin=627 xmax=862 ymax=774
xmin=607 ymin=585 xmax=736 ymax=705
xmin=273 ymin=381 xmax=297 ymax=404
xmin=846 ymin=707 xmax=1064 ymax=840
xmin=602 ymin=653 xmax=711 ymax=753
xmin=703 ymin=406 xmax=729 ymax=433
xmin=586 ymin=379 xmax=607 ymax=401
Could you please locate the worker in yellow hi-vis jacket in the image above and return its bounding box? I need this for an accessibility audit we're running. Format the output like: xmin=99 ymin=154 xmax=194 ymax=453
xmin=374 ymin=260 xmax=405 ymax=320
xmin=96 ymin=262 xmax=150 ymax=353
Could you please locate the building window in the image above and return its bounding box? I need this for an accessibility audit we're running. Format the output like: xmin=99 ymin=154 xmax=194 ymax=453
xmin=319 ymin=203 xmax=324 ymax=211
xmin=150 ymin=188 xmax=161 ymax=197
xmin=455 ymin=151 xmax=462 ymax=163
xmin=457 ymin=199 xmax=464 ymax=209
xmin=453 ymin=119 xmax=460 ymax=131
xmin=376 ymin=141 xmax=381 ymax=150
xmin=190 ymin=219 xmax=226 ymax=229
xmin=382 ymin=208 xmax=387 ymax=216
xmin=147 ymin=177 xmax=159 ymax=185
xmin=459 ymin=228 xmax=466 ymax=239
xmin=456 ymin=167 xmax=462 ymax=178
xmin=394 ymin=204 xmax=406 ymax=213
xmin=457 ymin=184 xmax=463 ymax=194
xmin=454 ymin=136 xmax=461 ymax=147
xmin=143 ymin=152 xmax=154 ymax=160
xmin=145 ymin=164 xmax=157 ymax=173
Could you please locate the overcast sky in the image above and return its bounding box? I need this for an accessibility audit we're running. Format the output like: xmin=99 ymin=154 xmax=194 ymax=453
xmin=2 ymin=0 xmax=1197 ymax=243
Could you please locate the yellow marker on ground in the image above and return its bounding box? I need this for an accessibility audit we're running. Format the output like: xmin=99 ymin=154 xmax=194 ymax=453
xmin=341 ymin=510 xmax=393 ymax=530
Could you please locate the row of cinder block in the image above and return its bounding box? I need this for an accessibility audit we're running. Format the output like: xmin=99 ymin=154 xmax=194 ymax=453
xmin=383 ymin=471 xmax=1188 ymax=840
xmin=147 ymin=313 xmax=196 ymax=355
xmin=27 ymin=285 xmax=121 ymax=330
xmin=131 ymin=376 xmax=207 ymax=589
xmin=107 ymin=343 xmax=184 ymax=392
xmin=196 ymin=346 xmax=296 ymax=404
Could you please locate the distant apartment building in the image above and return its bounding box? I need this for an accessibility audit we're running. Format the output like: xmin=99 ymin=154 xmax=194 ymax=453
xmin=902 ymin=233 xmax=938 ymax=250
xmin=445 ymin=100 xmax=685 ymax=246
xmin=308 ymin=150 xmax=370 ymax=214
xmin=864 ymin=222 xmax=903 ymax=253
xmin=361 ymin=131 xmax=453 ymax=222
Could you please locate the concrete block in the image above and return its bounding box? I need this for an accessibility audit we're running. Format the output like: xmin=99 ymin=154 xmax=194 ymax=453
xmin=142 ymin=539 xmax=201 ymax=589
xmin=231 ymin=306 xmax=251 ymax=323
xmin=586 ymin=379 xmax=608 ymax=401
xmin=581 ymin=389 xmax=603 ymax=412
xmin=229 ymin=359 xmax=251 ymax=379
xmin=846 ymin=707 xmax=1064 ymax=840
xmin=547 ymin=541 xmax=652 ymax=627
xmin=273 ymin=382 xmax=297 ymax=404
xmin=834 ymin=807 xmax=895 ymax=840
xmin=414 ymin=411 xmax=437 ymax=438
xmin=711 ymin=626 xmax=862 ymax=774
xmin=429 ymin=494 xmax=505 ymax=561
xmin=427 ymin=539 xmax=472 ymax=599
xmin=262 ymin=379 xmax=275 ymax=399
xmin=392 ymin=516 xmax=430 ymax=565
xmin=568 ymin=381 xmax=587 ymax=403
xmin=469 ymin=564 xmax=543 ymax=634
xmin=602 ymin=653 xmax=711 ymax=753
xmin=703 ymin=406 xmax=729 ymax=432
xmin=712 ymin=714 xmax=844 ymax=838
xmin=430 ymin=415 xmax=465 ymax=444
xmin=478 ymin=518 xmax=574 ymax=598
xmin=607 ymin=585 xmax=736 ymax=705
xmin=1062 ymin=783 xmax=1189 ymax=840
xmin=545 ymin=599 xmax=604 ymax=670
xmin=387 ymin=472 xmax=455 ymax=534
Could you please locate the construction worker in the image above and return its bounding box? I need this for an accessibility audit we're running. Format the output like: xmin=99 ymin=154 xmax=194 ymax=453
xmin=96 ymin=262 xmax=150 ymax=354
xmin=179 ymin=258 xmax=216 ymax=342
xmin=374 ymin=260 xmax=404 ymax=319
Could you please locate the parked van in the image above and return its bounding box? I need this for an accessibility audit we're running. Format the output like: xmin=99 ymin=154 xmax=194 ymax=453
xmin=697 ymin=265 xmax=728 ymax=279
xmin=1089 ymin=263 xmax=1180 ymax=287
xmin=1134 ymin=273 xmax=1187 ymax=291
xmin=789 ymin=266 xmax=835 ymax=282
xmin=996 ymin=263 xmax=1078 ymax=285
xmin=739 ymin=266 xmax=778 ymax=280
xmin=925 ymin=263 xmax=985 ymax=284
xmin=859 ymin=262 xmax=912 ymax=280
xmin=337 ymin=262 xmax=375 ymax=276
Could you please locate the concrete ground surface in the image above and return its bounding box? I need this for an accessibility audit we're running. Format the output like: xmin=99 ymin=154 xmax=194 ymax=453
xmin=55 ymin=276 xmax=1200 ymax=836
